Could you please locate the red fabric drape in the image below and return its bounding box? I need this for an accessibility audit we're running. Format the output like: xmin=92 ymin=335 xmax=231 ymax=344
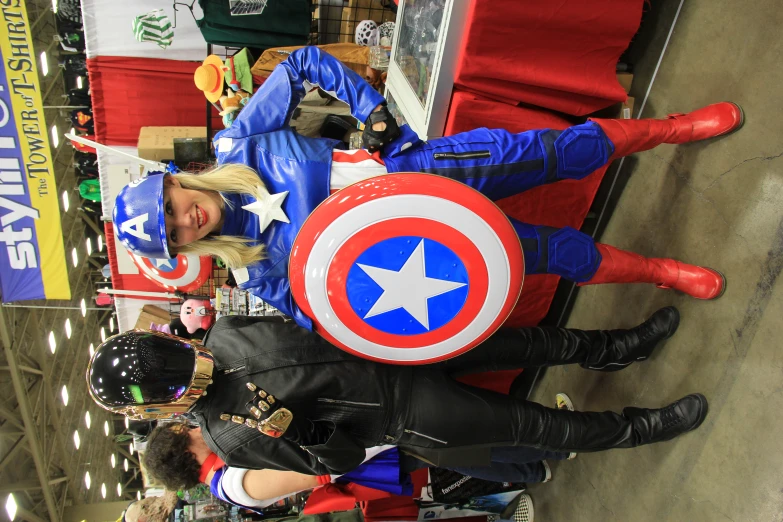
xmin=445 ymin=89 xmax=609 ymax=327
xmin=87 ymin=56 xmax=207 ymax=145
xmin=454 ymin=0 xmax=644 ymax=115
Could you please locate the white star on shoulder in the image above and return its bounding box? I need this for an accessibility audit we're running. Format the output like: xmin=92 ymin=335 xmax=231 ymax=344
xmin=154 ymin=258 xmax=174 ymax=270
xmin=241 ymin=185 xmax=290 ymax=233
xmin=357 ymin=239 xmax=466 ymax=330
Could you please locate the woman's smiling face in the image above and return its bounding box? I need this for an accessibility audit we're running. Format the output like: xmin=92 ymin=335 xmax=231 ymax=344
xmin=162 ymin=177 xmax=224 ymax=250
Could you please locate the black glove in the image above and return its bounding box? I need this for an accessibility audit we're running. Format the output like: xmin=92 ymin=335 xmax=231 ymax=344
xmin=220 ymin=382 xmax=332 ymax=446
xmin=362 ymin=105 xmax=401 ymax=153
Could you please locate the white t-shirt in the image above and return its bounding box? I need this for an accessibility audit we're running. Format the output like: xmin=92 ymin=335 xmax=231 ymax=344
xmin=216 ymin=445 xmax=395 ymax=509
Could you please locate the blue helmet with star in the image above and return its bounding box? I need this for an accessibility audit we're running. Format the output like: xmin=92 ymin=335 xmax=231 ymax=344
xmin=113 ymin=172 xmax=172 ymax=259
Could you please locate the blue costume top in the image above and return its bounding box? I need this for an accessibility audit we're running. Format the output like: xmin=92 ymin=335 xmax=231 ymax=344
xmin=215 ymin=47 xmax=389 ymax=329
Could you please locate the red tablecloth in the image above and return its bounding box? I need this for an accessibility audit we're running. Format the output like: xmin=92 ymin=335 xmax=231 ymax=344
xmin=445 ymin=89 xmax=610 ymax=327
xmin=87 ymin=56 xmax=207 ymax=146
xmin=454 ymin=0 xmax=644 ymax=116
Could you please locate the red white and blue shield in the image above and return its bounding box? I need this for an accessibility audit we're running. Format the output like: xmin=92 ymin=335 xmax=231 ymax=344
xmin=130 ymin=253 xmax=212 ymax=293
xmin=290 ymin=173 xmax=524 ymax=364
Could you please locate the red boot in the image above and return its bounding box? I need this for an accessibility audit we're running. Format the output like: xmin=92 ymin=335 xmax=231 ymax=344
xmin=592 ymin=102 xmax=745 ymax=160
xmin=578 ymin=244 xmax=726 ymax=300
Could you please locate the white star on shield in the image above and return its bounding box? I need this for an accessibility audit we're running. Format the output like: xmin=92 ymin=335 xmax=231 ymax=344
xmin=242 ymin=185 xmax=290 ymax=233
xmin=154 ymin=258 xmax=174 ymax=270
xmin=357 ymin=239 xmax=466 ymax=330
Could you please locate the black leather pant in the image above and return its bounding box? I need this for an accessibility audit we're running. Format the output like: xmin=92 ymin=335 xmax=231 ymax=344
xmin=399 ymin=369 xmax=637 ymax=456
xmin=396 ymin=328 xmax=645 ymax=456
xmin=433 ymin=326 xmax=638 ymax=376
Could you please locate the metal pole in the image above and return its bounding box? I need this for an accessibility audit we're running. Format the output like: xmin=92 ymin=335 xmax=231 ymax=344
xmin=64 ymin=133 xmax=166 ymax=171
xmin=0 ymin=311 xmax=60 ymax=522
xmin=1 ymin=304 xmax=106 ymax=311
xmin=15 ymin=506 xmax=49 ymax=522
xmin=98 ymin=288 xmax=178 ymax=299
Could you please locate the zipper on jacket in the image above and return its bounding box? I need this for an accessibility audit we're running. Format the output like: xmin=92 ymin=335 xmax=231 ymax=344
xmin=433 ymin=150 xmax=491 ymax=161
xmin=317 ymin=398 xmax=381 ymax=407
xmin=404 ymin=429 xmax=448 ymax=445
xmin=221 ymin=365 xmax=245 ymax=375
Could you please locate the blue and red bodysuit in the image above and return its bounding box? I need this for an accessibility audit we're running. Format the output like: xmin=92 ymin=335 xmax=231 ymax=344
xmin=214 ymin=47 xmax=614 ymax=329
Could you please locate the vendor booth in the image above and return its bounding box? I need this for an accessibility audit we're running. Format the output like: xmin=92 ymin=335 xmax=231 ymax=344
xmin=79 ymin=1 xmax=645 ymax=518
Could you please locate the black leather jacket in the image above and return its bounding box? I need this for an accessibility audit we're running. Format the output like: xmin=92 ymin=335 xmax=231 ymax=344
xmin=190 ymin=316 xmax=413 ymax=474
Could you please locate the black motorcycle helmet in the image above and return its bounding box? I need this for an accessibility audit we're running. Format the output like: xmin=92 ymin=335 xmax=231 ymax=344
xmin=87 ymin=330 xmax=214 ymax=419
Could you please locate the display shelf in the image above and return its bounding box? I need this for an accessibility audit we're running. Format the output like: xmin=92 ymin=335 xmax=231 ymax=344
xmin=385 ymin=0 xmax=470 ymax=140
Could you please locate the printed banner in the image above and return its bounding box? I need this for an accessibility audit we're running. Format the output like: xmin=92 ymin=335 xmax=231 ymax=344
xmin=0 ymin=0 xmax=70 ymax=301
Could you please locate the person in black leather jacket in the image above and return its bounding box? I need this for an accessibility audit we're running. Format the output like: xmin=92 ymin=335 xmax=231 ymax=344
xmin=87 ymin=309 xmax=706 ymax=475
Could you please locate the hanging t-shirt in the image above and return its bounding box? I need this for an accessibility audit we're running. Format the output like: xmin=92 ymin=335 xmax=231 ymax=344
xmin=196 ymin=0 xmax=310 ymax=49
xmin=79 ymin=179 xmax=101 ymax=201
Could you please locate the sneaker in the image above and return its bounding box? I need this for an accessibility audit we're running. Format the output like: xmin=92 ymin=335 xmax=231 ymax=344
xmin=555 ymin=393 xmax=577 ymax=460
xmin=512 ymin=493 xmax=535 ymax=522
xmin=541 ymin=460 xmax=552 ymax=483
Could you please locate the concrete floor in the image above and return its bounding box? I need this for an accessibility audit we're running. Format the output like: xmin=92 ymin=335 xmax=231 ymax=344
xmin=528 ymin=0 xmax=783 ymax=520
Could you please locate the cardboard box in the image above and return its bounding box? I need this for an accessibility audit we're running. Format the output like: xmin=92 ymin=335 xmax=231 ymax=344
xmin=622 ymin=96 xmax=635 ymax=119
xmin=590 ymin=96 xmax=635 ymax=120
xmin=617 ymin=72 xmax=633 ymax=94
xmin=138 ymin=127 xmax=206 ymax=162
xmin=135 ymin=304 xmax=174 ymax=330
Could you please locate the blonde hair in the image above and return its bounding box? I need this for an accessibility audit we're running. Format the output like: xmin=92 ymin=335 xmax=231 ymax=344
xmin=171 ymin=164 xmax=267 ymax=268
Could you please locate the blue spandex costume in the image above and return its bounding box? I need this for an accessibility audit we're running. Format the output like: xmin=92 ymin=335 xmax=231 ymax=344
xmin=114 ymin=47 xmax=733 ymax=328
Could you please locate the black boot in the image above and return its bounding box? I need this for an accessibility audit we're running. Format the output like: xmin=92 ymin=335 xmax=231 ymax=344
xmin=431 ymin=308 xmax=678 ymax=377
xmin=513 ymin=394 xmax=708 ymax=453
xmin=581 ymin=306 xmax=680 ymax=371
xmin=623 ymin=393 xmax=708 ymax=445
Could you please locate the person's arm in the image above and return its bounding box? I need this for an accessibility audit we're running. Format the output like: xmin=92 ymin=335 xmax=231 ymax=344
xmin=220 ymin=47 xmax=384 ymax=140
xmin=215 ymin=467 xmax=322 ymax=510
xmin=243 ymin=469 xmax=320 ymax=503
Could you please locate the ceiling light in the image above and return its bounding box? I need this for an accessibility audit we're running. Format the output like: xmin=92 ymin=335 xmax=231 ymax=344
xmin=129 ymin=442 xmax=134 ymax=455
xmin=61 ymin=191 xmax=69 ymax=212
xmin=64 ymin=318 xmax=72 ymax=339
xmin=76 ymin=76 xmax=83 ymax=89
xmin=61 ymin=385 xmax=69 ymax=406
xmin=85 ymin=411 xmax=91 ymax=429
xmin=124 ymin=417 xmax=129 ymax=429
xmin=97 ymin=235 xmax=104 ymax=251
xmin=89 ymin=343 xmax=95 ymax=356
xmin=109 ymin=317 xmax=115 ymax=332
xmin=100 ymin=484 xmax=106 ymax=499
xmin=117 ymin=483 xmax=122 ymax=497
xmin=71 ymin=248 xmax=78 ymax=267
xmin=100 ymin=328 xmax=106 ymax=342
xmin=51 ymin=0 xmax=58 ymax=14
xmin=5 ymin=495 xmax=17 ymax=522
xmin=104 ymin=421 xmax=110 ymax=437
xmin=111 ymin=454 xmax=116 ymax=468
xmin=80 ymin=299 xmax=87 ymax=317
xmin=73 ymin=431 xmax=80 ymax=449
xmin=137 ymin=492 xmax=141 ymax=500
xmin=84 ymin=472 xmax=91 ymax=489
xmin=48 ymin=331 xmax=56 ymax=353
xmin=86 ymin=238 xmax=92 ymax=256
xmin=40 ymin=51 xmax=48 ymax=76
xmin=123 ymin=459 xmax=129 ymax=472
xmin=50 ymin=125 xmax=59 ymax=148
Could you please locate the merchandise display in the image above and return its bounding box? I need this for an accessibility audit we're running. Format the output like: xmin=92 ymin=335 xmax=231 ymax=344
xmin=385 ymin=0 xmax=471 ymax=139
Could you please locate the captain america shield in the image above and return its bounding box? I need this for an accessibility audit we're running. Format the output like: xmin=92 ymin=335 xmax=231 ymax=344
xmin=130 ymin=253 xmax=211 ymax=292
xmin=290 ymin=173 xmax=524 ymax=364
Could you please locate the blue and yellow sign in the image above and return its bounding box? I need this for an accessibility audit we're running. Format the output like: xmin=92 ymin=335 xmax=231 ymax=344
xmin=0 ymin=0 xmax=70 ymax=301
